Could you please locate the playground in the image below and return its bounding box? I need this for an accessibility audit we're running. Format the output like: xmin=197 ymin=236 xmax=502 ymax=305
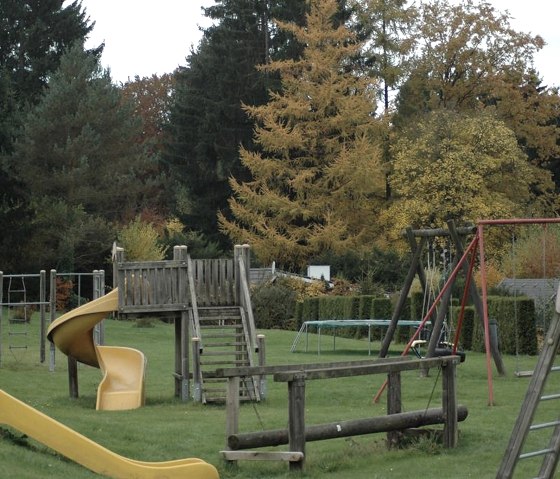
xmin=0 ymin=314 xmax=557 ymax=478
xmin=0 ymin=231 xmax=559 ymax=478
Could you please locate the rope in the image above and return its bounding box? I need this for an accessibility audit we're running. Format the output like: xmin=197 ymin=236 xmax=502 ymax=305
xmin=423 ymin=366 xmax=442 ymax=415
xmin=242 ymin=377 xmax=266 ymax=430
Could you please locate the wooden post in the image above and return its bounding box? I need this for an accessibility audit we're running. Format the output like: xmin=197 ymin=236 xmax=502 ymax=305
xmin=442 ymin=359 xmax=458 ymax=448
xmin=68 ymin=356 xmax=79 ymax=399
xmin=225 ymin=375 xmax=240 ymax=466
xmin=257 ymin=335 xmax=267 ymax=400
xmin=92 ymin=270 xmax=105 ymax=346
xmin=379 ymin=231 xmax=427 ymax=357
xmin=227 ymin=406 xmax=469 ymax=450
xmin=288 ymin=373 xmax=306 ymax=471
xmin=233 ymin=245 xmax=242 ymax=305
xmin=192 ymin=337 xmax=201 ymax=402
xmin=174 ymin=315 xmax=182 ymax=398
xmin=112 ymin=246 xmax=124 ymax=289
xmin=386 ymin=371 xmax=402 ymax=448
xmin=180 ymin=310 xmax=189 ymax=401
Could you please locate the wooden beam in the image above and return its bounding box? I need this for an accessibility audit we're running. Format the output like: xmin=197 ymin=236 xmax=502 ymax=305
xmin=221 ymin=451 xmax=304 ymax=462
xmin=227 ymin=406 xmax=469 ymax=450
xmin=214 ymin=356 xmax=412 ymax=378
xmin=273 ymin=356 xmax=459 ymax=382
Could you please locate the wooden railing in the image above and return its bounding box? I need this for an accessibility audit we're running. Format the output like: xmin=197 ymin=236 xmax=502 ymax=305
xmin=189 ymin=258 xmax=236 ymax=306
xmin=187 ymin=256 xmax=202 ymax=345
xmin=237 ymin=255 xmax=257 ymax=354
xmin=114 ymin=246 xmax=244 ymax=313
xmin=116 ymin=259 xmax=189 ymax=314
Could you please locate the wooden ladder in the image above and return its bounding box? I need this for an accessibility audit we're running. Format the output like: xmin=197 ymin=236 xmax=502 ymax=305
xmin=497 ymin=296 xmax=560 ymax=478
xmin=194 ymin=306 xmax=259 ymax=403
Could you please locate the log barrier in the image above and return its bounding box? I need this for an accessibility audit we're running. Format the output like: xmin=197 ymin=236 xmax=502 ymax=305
xmin=215 ymin=355 xmax=464 ymax=472
xmin=228 ymin=405 xmax=468 ymax=450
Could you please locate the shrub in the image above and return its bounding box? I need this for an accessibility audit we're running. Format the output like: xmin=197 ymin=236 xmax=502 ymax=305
xmin=55 ymin=277 xmax=74 ymax=310
xmin=470 ymin=296 xmax=537 ymax=355
xmin=117 ymin=216 xmax=167 ymax=261
xmin=251 ymin=281 xmax=296 ymax=330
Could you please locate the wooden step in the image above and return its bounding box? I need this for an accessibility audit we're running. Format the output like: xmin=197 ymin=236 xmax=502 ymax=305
xmin=202 ymin=331 xmax=244 ymax=337
xmin=202 ymin=351 xmax=246 ymax=357
xmin=201 ymin=341 xmax=245 ymax=347
xmin=200 ymin=359 xmax=249 ymax=366
xmin=200 ymin=324 xmax=242 ymax=330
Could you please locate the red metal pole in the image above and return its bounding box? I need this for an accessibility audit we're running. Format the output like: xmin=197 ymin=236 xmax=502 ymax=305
xmin=477 ymin=223 xmax=494 ymax=406
xmin=453 ymin=236 xmax=479 ymax=353
xmin=477 ymin=218 xmax=560 ymax=226
xmin=373 ymin=235 xmax=479 ymax=403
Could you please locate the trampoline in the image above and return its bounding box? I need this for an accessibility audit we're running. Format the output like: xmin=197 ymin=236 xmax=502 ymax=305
xmin=290 ymin=319 xmax=423 ymax=355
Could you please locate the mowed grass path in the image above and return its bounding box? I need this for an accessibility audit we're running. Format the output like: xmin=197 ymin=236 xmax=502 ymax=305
xmin=0 ymin=313 xmax=557 ymax=478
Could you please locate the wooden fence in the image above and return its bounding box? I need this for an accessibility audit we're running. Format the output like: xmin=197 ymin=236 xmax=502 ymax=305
xmin=215 ymin=355 xmax=465 ymax=472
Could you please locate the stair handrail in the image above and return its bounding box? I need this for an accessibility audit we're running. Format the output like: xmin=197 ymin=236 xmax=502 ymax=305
xmin=237 ymin=256 xmax=258 ymax=352
xmin=187 ymin=255 xmax=203 ymax=351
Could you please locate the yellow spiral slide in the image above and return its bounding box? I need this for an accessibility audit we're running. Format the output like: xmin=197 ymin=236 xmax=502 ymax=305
xmin=47 ymin=288 xmax=145 ymax=411
xmin=0 ymin=289 xmax=219 ymax=478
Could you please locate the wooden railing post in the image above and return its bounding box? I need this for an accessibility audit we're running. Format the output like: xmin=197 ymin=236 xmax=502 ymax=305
xmin=225 ymin=375 xmax=240 ymax=466
xmin=257 ymin=335 xmax=267 ymax=399
xmin=442 ymin=359 xmax=458 ymax=448
xmin=93 ymin=270 xmax=105 ymax=345
xmin=288 ymin=373 xmax=306 ymax=471
xmin=192 ymin=337 xmax=202 ymax=402
xmin=387 ymin=371 xmax=402 ymax=449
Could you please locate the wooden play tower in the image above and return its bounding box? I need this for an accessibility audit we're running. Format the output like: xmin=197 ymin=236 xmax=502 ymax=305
xmin=113 ymin=244 xmax=261 ymax=403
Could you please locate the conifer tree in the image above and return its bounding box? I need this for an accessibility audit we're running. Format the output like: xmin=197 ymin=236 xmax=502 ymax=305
xmin=9 ymin=45 xmax=162 ymax=271
xmin=0 ymin=0 xmax=95 ymax=271
xmin=219 ymin=0 xmax=386 ymax=270
xmin=165 ymin=0 xmax=307 ymax=249
xmin=354 ymin=0 xmax=417 ymax=111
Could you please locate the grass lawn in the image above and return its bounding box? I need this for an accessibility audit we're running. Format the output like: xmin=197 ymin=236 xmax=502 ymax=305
xmin=0 ymin=312 xmax=558 ymax=478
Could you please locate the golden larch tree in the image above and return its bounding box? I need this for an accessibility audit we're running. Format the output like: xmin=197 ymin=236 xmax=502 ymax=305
xmin=219 ymin=0 xmax=386 ymax=270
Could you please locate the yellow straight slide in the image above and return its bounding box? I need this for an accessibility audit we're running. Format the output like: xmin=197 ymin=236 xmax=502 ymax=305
xmin=0 ymin=389 xmax=219 ymax=478
xmin=47 ymin=288 xmax=145 ymax=411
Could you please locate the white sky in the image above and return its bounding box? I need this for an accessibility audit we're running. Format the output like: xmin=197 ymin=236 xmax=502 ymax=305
xmin=78 ymin=0 xmax=559 ymax=87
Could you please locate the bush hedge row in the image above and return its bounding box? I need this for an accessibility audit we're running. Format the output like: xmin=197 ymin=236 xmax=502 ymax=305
xmin=294 ymin=294 xmax=537 ymax=353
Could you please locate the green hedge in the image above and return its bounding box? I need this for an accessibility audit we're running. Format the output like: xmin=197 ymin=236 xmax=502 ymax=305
xmin=469 ymin=296 xmax=537 ymax=355
xmin=298 ymin=294 xmax=538 ymax=353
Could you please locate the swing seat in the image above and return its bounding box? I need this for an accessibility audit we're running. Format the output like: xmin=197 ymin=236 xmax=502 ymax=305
xmin=410 ymin=340 xmax=466 ymax=362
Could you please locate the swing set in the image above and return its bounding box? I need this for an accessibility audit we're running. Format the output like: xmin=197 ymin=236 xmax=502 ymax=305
xmin=375 ymin=217 xmax=560 ymax=406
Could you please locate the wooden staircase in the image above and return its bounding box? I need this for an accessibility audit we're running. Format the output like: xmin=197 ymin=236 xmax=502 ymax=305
xmin=192 ymin=307 xmax=259 ymax=404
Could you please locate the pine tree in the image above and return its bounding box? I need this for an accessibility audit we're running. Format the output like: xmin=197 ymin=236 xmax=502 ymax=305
xmin=0 ymin=0 xmax=96 ymax=105
xmin=354 ymin=0 xmax=417 ymax=111
xmin=9 ymin=45 xmax=163 ymax=271
xmin=0 ymin=0 xmax=96 ymax=271
xmin=164 ymin=0 xmax=307 ymax=249
xmin=219 ymin=0 xmax=386 ymax=270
